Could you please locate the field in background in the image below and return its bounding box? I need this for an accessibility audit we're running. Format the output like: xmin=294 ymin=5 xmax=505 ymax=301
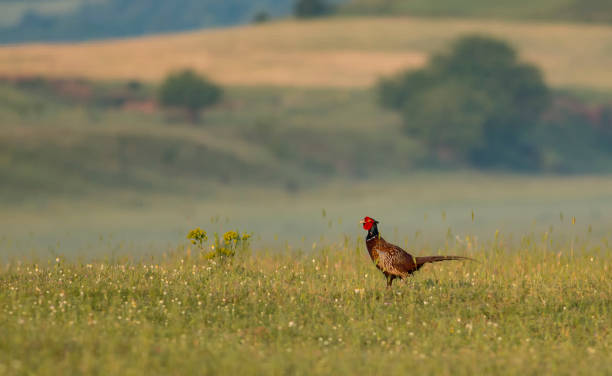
xmin=1 ymin=79 xmax=612 ymax=259
xmin=0 ymin=17 xmax=611 ymax=89
xmin=3 ymin=173 xmax=612 ymax=260
xmin=2 ymin=0 xmax=612 ymax=45
xmin=0 ymin=0 xmax=83 ymax=27
xmin=341 ymin=0 xmax=612 ymax=24
xmin=2 ymin=78 xmax=612 ymax=259
xmin=0 ymin=85 xmax=408 ymax=203
xmin=1 ymin=237 xmax=610 ymax=374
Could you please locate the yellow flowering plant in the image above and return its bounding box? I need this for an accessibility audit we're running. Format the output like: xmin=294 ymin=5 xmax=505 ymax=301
xmin=187 ymin=227 xmax=207 ymax=248
xmin=187 ymin=227 xmax=252 ymax=260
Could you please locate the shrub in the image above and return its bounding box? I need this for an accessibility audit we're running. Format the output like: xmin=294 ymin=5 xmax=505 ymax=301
xmin=158 ymin=69 xmax=222 ymax=123
xmin=379 ymin=35 xmax=550 ymax=169
xmin=294 ymin=0 xmax=333 ymax=18
xmin=252 ymin=10 xmax=271 ymax=23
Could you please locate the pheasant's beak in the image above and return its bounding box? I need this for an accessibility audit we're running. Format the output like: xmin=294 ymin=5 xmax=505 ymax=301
xmin=359 ymin=219 xmax=365 ymax=224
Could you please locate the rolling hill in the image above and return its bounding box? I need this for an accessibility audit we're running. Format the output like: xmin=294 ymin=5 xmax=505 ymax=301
xmin=1 ymin=14 xmax=612 ymax=249
xmin=341 ymin=0 xmax=612 ymax=24
xmin=0 ymin=0 xmax=296 ymax=43
xmin=1 ymin=0 xmax=611 ymax=44
xmin=0 ymin=17 xmax=610 ymax=90
xmin=0 ymin=0 xmax=83 ymax=28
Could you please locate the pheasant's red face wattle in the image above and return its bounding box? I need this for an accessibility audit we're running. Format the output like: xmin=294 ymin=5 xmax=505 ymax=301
xmin=360 ymin=216 xmax=376 ymax=231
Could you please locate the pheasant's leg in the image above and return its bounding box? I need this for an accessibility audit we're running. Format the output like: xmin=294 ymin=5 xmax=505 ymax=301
xmin=386 ymin=275 xmax=394 ymax=288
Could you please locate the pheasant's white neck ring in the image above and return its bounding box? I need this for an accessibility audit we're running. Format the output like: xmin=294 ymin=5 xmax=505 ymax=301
xmin=366 ymin=224 xmax=379 ymax=242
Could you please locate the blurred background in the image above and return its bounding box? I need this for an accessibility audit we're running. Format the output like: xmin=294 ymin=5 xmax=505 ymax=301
xmin=1 ymin=0 xmax=611 ymax=258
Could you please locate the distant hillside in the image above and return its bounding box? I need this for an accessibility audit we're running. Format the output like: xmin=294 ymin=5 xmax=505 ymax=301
xmin=1 ymin=77 xmax=612 ymax=204
xmin=341 ymin=0 xmax=612 ymax=24
xmin=0 ymin=0 xmax=84 ymax=28
xmin=0 ymin=0 xmax=296 ymax=43
xmin=1 ymin=18 xmax=611 ymax=90
xmin=3 ymin=0 xmax=610 ymax=44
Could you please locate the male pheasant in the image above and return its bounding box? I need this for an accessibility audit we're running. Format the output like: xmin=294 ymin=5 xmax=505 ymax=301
xmin=360 ymin=216 xmax=472 ymax=287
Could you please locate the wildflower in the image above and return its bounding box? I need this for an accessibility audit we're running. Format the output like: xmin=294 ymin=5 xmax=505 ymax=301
xmin=223 ymin=231 xmax=239 ymax=242
xmin=187 ymin=227 xmax=207 ymax=241
xmin=187 ymin=227 xmax=207 ymax=248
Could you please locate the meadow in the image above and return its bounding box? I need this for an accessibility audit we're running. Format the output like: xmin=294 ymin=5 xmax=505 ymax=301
xmin=0 ymin=17 xmax=611 ymax=89
xmin=0 ymin=228 xmax=610 ymax=375
xmin=3 ymin=79 xmax=612 ymax=259
xmin=1 ymin=10 xmax=611 ymax=374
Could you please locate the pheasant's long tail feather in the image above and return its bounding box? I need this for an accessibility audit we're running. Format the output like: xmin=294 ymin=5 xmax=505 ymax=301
xmin=415 ymin=255 xmax=474 ymax=267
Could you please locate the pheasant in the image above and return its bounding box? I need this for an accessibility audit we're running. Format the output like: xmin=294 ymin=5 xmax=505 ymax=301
xmin=360 ymin=216 xmax=472 ymax=287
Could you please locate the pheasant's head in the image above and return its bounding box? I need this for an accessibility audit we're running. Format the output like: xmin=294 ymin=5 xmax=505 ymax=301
xmin=360 ymin=216 xmax=379 ymax=231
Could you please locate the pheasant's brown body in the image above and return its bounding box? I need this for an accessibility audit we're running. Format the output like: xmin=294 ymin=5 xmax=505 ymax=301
xmin=361 ymin=217 xmax=471 ymax=287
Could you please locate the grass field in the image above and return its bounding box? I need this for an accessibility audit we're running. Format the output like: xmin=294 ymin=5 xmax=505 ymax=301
xmin=1 ymin=7 xmax=611 ymax=373
xmin=2 ymin=79 xmax=611 ymax=211
xmin=2 ymin=80 xmax=612 ymax=259
xmin=3 ymin=171 xmax=612 ymax=261
xmin=0 ymin=17 xmax=611 ymax=89
xmin=0 ymin=84 xmax=410 ymax=204
xmin=341 ymin=0 xmax=612 ymax=24
xmin=0 ymin=231 xmax=610 ymax=374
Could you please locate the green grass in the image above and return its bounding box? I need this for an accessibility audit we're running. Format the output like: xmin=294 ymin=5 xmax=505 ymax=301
xmin=1 ymin=80 xmax=611 ymax=373
xmin=2 ymin=80 xmax=612 ymax=260
xmin=0 ymin=232 xmax=610 ymax=374
xmin=2 ymin=81 xmax=612 ymax=207
xmin=3 ymin=171 xmax=612 ymax=261
xmin=0 ymin=83 xmax=417 ymax=203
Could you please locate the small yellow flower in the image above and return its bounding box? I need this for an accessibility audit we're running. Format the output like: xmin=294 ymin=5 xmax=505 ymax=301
xmin=187 ymin=227 xmax=207 ymax=248
xmin=187 ymin=227 xmax=207 ymax=241
xmin=223 ymin=231 xmax=239 ymax=242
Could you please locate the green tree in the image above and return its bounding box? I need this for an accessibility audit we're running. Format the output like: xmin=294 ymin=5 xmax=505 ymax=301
xmin=294 ymin=0 xmax=333 ymax=18
xmin=379 ymin=35 xmax=550 ymax=169
xmin=252 ymin=10 xmax=271 ymax=23
xmin=158 ymin=69 xmax=222 ymax=123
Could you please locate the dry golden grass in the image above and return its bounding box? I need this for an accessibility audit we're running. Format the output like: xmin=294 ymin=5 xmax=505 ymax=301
xmin=0 ymin=17 xmax=611 ymax=88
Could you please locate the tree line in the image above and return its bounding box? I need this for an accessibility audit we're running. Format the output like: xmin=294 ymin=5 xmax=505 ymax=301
xmin=0 ymin=0 xmax=337 ymax=43
xmin=159 ymin=34 xmax=612 ymax=172
xmin=378 ymin=35 xmax=612 ymax=172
